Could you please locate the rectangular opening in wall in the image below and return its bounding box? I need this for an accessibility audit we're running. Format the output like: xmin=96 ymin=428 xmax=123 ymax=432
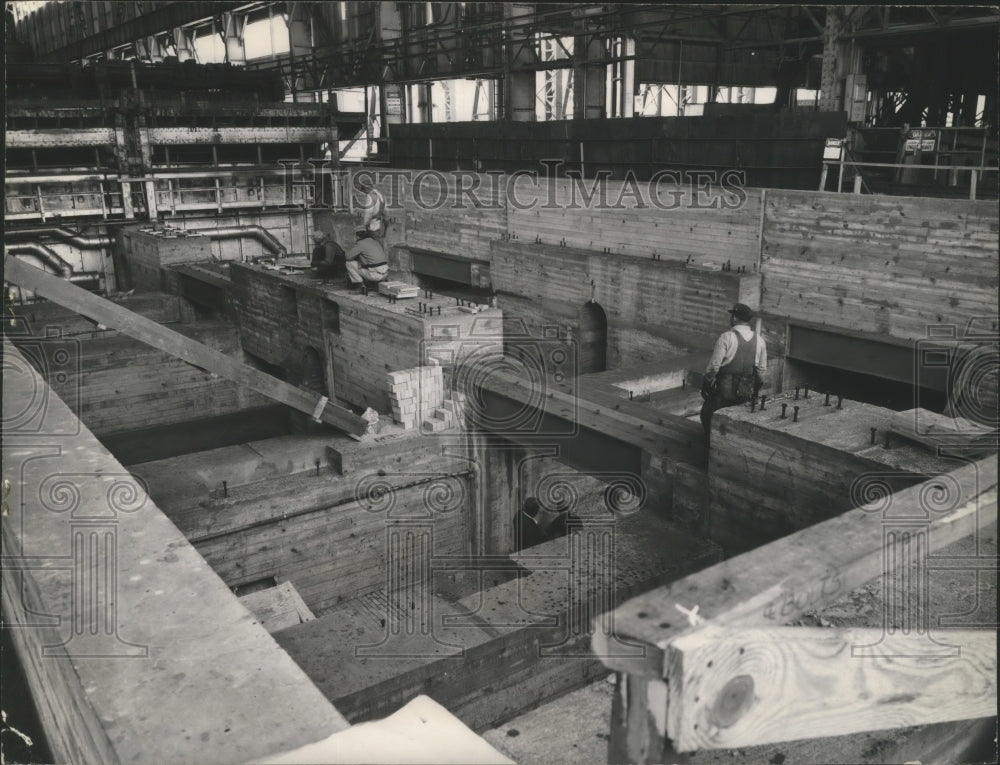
xmin=278 ymin=285 xmax=298 ymax=316
xmin=322 ymin=299 xmax=340 ymax=333
xmin=233 ymin=576 xmax=278 ymax=597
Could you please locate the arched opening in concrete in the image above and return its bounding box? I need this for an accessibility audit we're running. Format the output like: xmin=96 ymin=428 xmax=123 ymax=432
xmin=301 ymin=346 xmax=325 ymax=394
xmin=577 ymin=301 xmax=608 ymax=374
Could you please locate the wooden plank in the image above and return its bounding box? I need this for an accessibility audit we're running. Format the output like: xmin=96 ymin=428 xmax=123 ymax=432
xmin=4 ymin=256 xmax=368 ymax=437
xmin=665 ymin=625 xmax=996 ymax=752
xmin=889 ymin=408 xmax=997 ymax=454
xmin=593 ymin=456 xmax=997 ymax=679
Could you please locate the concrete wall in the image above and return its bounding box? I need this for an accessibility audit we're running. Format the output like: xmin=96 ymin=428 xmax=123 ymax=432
xmin=158 ymin=435 xmax=473 ymax=614
xmin=2 ymin=340 xmax=349 ymax=765
xmin=708 ymin=396 xmax=965 ymax=556
xmin=345 ymin=169 xmax=998 ymax=383
xmin=231 ymin=263 xmax=504 ymax=414
xmin=760 ymin=191 xmax=999 ymax=340
xmin=490 ymin=240 xmax=757 ymax=369
xmin=9 ymin=295 xmax=269 ymax=438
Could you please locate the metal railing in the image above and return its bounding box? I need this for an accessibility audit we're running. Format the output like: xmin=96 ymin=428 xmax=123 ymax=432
xmin=820 ymin=157 xmax=998 ymax=199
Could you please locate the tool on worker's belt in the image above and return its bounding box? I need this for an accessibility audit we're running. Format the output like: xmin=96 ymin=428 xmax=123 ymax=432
xmin=760 ymin=395 xmax=766 ymax=410
xmin=793 ymin=406 xmax=800 ymax=422
xmin=824 ymin=393 xmax=831 ymax=406
xmin=803 ymin=386 xmax=809 ymax=398
xmin=870 ymin=427 xmax=877 ymax=445
xmin=794 ymin=387 xmax=800 ymax=400
xmin=837 ymin=395 xmax=843 ymax=409
xmin=780 ymin=403 xmax=788 ymax=419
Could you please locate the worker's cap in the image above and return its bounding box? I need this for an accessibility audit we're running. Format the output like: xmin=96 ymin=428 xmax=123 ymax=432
xmin=728 ymin=303 xmax=754 ymax=322
xmin=311 ymin=230 xmax=327 ymax=240
xmin=523 ymin=497 xmax=540 ymax=516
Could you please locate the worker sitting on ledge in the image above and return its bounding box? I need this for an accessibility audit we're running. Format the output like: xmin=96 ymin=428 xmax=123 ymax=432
xmin=700 ymin=302 xmax=766 ymax=439
xmin=345 ymin=227 xmax=389 ymax=292
xmin=310 ymin=230 xmax=346 ymax=280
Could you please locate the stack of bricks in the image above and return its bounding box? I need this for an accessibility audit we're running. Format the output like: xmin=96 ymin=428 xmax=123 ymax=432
xmin=387 ymin=365 xmax=445 ymax=431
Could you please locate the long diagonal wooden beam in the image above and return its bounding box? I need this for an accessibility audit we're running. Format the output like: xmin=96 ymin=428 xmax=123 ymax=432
xmin=4 ymin=256 xmax=368 ymax=438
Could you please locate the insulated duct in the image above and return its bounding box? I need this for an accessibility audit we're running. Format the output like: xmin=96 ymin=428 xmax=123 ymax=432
xmin=4 ymin=245 xmax=103 ymax=285
xmin=192 ymin=226 xmax=287 ymax=257
xmin=5 ymin=244 xmax=74 ymax=278
xmin=6 ymin=227 xmax=111 ymax=249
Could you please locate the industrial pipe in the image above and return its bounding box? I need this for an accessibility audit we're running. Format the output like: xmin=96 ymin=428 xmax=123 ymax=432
xmin=190 ymin=226 xmax=287 ymax=257
xmin=5 ymin=226 xmax=111 ymax=249
xmin=5 ymin=244 xmax=74 ymax=278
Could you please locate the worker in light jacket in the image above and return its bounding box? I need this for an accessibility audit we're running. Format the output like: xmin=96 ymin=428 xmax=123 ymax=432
xmin=700 ymin=303 xmax=766 ymax=439
xmin=357 ymin=176 xmax=386 ymax=239
xmin=345 ymin=228 xmax=389 ymax=290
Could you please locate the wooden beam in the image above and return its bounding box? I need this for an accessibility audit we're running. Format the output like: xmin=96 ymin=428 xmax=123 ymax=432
xmin=665 ymin=625 xmax=996 ymax=751
xmin=593 ymin=456 xmax=998 ymax=678
xmin=888 ymin=409 xmax=997 ymax=454
xmin=4 ymin=256 xmax=368 ymax=437
xmin=476 ymin=369 xmax=703 ymax=460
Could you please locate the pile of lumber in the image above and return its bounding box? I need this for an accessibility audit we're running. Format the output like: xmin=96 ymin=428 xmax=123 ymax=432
xmin=378 ymin=280 xmax=419 ymax=299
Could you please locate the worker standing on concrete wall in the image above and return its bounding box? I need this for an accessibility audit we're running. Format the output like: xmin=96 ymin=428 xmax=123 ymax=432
xmin=345 ymin=228 xmax=389 ymax=291
xmin=700 ymin=303 xmax=766 ymax=438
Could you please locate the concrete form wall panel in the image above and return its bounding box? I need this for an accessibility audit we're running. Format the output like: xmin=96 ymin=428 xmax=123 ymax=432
xmin=761 ymin=191 xmax=1000 ymax=340
xmin=53 ymin=325 xmax=270 ymax=437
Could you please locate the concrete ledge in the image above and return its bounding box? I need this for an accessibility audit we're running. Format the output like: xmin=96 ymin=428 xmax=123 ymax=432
xmin=2 ymin=340 xmax=349 ymax=764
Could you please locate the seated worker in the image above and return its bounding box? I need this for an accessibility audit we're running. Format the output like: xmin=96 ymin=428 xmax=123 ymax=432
xmin=513 ymin=496 xmax=548 ymax=552
xmin=345 ymin=227 xmax=389 ymax=290
xmin=700 ymin=302 xmax=767 ymax=440
xmin=310 ymin=230 xmax=346 ymax=279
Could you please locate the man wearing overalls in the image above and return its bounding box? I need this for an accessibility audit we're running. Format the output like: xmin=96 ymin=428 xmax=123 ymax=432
xmin=700 ymin=303 xmax=767 ymax=439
